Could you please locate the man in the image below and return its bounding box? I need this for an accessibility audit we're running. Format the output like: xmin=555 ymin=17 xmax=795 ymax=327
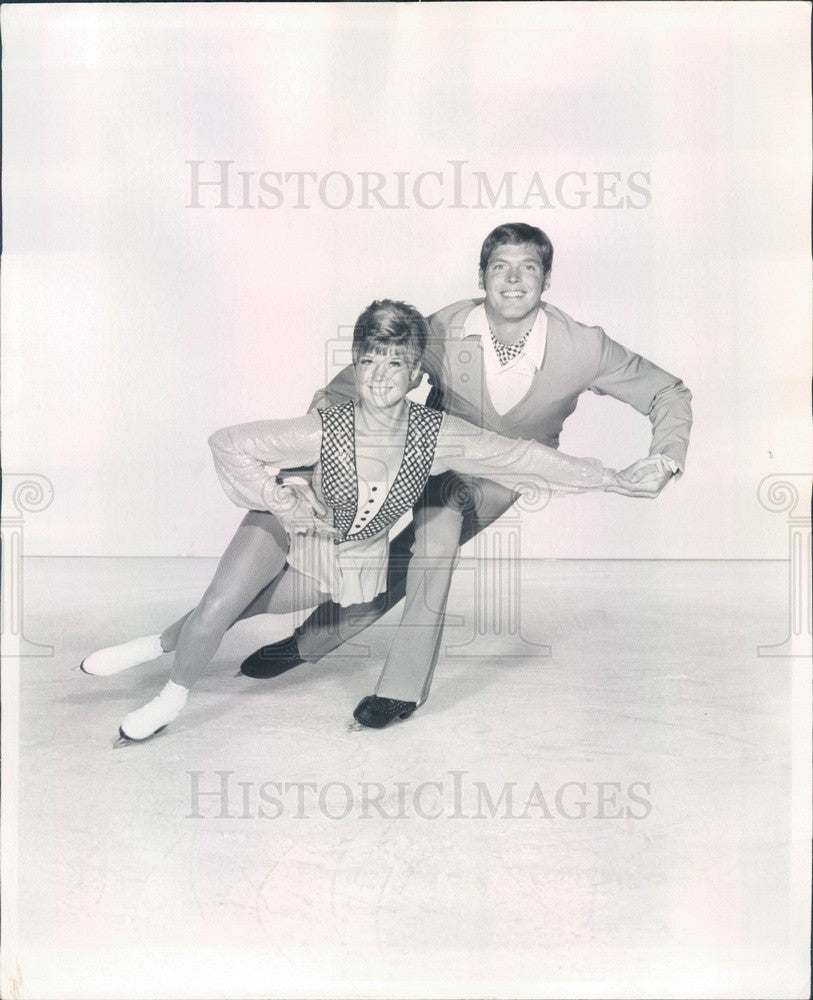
xmin=241 ymin=223 xmax=692 ymax=728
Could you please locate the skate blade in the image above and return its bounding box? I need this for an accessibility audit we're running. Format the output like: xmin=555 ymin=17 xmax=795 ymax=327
xmin=73 ymin=661 xmax=88 ymax=673
xmin=112 ymin=725 xmax=167 ymax=748
xmin=347 ymin=720 xmax=365 ymax=732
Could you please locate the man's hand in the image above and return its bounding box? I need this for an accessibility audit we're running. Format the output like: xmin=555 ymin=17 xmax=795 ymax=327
xmin=271 ymin=480 xmax=341 ymax=539
xmin=609 ymin=456 xmax=674 ymax=498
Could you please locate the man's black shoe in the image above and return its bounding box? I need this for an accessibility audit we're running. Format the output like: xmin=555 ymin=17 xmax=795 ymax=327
xmin=353 ymin=695 xmax=417 ymax=729
xmin=240 ymin=635 xmax=304 ymax=678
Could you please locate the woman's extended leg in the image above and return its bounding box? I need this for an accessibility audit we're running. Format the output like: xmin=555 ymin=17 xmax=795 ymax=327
xmin=81 ymin=510 xmax=291 ymax=676
xmin=159 ymin=610 xmax=193 ymax=655
xmin=167 ymin=511 xmax=291 ymax=686
xmin=120 ymin=562 xmax=331 ymax=741
xmin=233 ymin=564 xmax=331 ymax=621
xmin=118 ymin=511 xmax=292 ymax=739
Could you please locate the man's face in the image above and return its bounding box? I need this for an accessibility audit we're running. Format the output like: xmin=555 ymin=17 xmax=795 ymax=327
xmin=354 ymin=347 xmax=420 ymax=412
xmin=479 ymin=242 xmax=549 ymax=326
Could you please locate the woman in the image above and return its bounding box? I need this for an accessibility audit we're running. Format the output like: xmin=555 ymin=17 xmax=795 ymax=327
xmin=82 ymin=300 xmax=629 ymax=742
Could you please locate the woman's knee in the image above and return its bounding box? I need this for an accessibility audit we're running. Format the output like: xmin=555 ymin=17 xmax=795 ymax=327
xmin=188 ymin=592 xmax=241 ymax=635
xmin=241 ymin=509 xmax=290 ymax=549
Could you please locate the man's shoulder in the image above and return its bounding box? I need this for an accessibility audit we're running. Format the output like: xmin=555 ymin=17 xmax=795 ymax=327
xmin=426 ymin=298 xmax=482 ymax=334
xmin=543 ymin=301 xmax=604 ymax=340
xmin=425 ymin=298 xmax=604 ymax=340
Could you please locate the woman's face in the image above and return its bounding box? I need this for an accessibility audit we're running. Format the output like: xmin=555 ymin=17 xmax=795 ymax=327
xmin=354 ymin=347 xmax=419 ymax=413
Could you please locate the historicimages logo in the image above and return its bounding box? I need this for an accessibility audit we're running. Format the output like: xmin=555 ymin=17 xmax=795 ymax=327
xmin=186 ymin=159 xmax=652 ymax=211
xmin=186 ymin=770 xmax=653 ymax=821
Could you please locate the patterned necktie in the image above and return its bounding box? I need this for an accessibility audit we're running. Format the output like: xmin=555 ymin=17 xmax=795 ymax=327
xmin=490 ymin=327 xmax=531 ymax=367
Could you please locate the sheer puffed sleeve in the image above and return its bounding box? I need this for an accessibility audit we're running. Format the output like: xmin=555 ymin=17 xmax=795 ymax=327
xmin=431 ymin=413 xmax=614 ymax=496
xmin=208 ymin=413 xmax=322 ymax=512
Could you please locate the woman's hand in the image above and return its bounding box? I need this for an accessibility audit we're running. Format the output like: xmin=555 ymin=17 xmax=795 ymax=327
xmin=270 ymin=481 xmax=341 ymax=539
xmin=603 ymin=458 xmax=673 ymax=498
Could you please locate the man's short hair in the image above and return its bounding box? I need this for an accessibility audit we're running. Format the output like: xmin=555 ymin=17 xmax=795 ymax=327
xmin=479 ymin=223 xmax=554 ymax=275
xmin=352 ymin=299 xmax=428 ymax=368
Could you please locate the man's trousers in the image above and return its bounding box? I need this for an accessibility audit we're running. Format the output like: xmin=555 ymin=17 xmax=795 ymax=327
xmin=294 ymin=473 xmax=520 ymax=705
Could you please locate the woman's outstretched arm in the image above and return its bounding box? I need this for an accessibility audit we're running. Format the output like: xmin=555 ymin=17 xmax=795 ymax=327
xmin=431 ymin=413 xmax=621 ymax=496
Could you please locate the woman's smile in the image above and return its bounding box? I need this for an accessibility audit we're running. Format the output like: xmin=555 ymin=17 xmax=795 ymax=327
xmin=355 ymin=349 xmax=418 ymax=410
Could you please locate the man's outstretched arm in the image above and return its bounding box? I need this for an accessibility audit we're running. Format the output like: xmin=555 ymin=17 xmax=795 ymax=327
xmin=589 ymin=329 xmax=692 ymax=495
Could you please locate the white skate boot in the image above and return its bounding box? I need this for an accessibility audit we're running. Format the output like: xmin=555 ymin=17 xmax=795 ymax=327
xmin=80 ymin=634 xmax=164 ymax=676
xmin=114 ymin=681 xmax=189 ymax=745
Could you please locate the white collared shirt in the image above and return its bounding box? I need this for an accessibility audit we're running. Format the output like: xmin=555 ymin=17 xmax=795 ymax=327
xmin=462 ymin=303 xmax=548 ymax=415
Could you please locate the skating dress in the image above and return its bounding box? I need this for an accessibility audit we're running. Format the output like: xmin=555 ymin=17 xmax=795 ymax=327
xmin=209 ymin=401 xmax=609 ymax=607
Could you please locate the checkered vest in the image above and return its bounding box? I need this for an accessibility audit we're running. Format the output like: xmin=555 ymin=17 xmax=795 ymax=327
xmin=318 ymin=401 xmax=444 ymax=541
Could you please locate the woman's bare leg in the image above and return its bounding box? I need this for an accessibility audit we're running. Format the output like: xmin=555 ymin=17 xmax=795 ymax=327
xmin=234 ymin=565 xmax=331 ymax=620
xmin=168 ymin=511 xmax=291 ymax=688
xmin=159 ymin=611 xmax=193 ymax=654
xmin=159 ymin=510 xmax=290 ymax=653
xmin=119 ymin=512 xmax=293 ymax=740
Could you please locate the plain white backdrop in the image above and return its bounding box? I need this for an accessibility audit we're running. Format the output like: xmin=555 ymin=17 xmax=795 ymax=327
xmin=2 ymin=2 xmax=810 ymax=558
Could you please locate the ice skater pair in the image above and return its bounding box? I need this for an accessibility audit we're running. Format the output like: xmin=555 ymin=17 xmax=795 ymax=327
xmin=232 ymin=223 xmax=691 ymax=726
xmin=81 ymin=297 xmax=633 ymax=743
